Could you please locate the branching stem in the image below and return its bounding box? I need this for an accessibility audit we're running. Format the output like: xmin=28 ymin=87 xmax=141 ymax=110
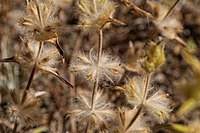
xmin=125 ymin=74 xmax=151 ymax=131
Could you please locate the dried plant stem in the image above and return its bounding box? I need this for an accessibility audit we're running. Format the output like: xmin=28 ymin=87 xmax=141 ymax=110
xmin=125 ymin=74 xmax=151 ymax=131
xmin=161 ymin=0 xmax=180 ymax=22
xmin=93 ymin=0 xmax=97 ymax=13
xmin=21 ymin=42 xmax=43 ymax=104
xmin=12 ymin=121 xmax=18 ymax=133
xmin=120 ymin=0 xmax=154 ymax=19
xmin=91 ymin=29 xmax=103 ymax=110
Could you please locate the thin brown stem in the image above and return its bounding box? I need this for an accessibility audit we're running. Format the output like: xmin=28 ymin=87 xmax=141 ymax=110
xmin=125 ymin=75 xmax=151 ymax=131
xmin=21 ymin=42 xmax=43 ymax=104
xmin=161 ymin=0 xmax=180 ymax=22
xmin=91 ymin=29 xmax=103 ymax=110
xmin=12 ymin=121 xmax=18 ymax=133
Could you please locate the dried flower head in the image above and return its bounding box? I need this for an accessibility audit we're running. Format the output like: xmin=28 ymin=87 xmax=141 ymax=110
xmin=119 ymin=77 xmax=171 ymax=123
xmin=0 ymin=39 xmax=73 ymax=87
xmin=20 ymin=0 xmax=62 ymax=41
xmin=69 ymin=50 xmax=124 ymax=83
xmin=152 ymin=1 xmax=186 ymax=46
xmin=8 ymin=90 xmax=45 ymax=127
xmin=77 ymin=0 xmax=124 ymax=31
xmin=67 ymin=90 xmax=114 ymax=132
xmin=145 ymin=90 xmax=171 ymax=123
xmin=117 ymin=77 xmax=146 ymax=106
xmin=117 ymin=108 xmax=150 ymax=133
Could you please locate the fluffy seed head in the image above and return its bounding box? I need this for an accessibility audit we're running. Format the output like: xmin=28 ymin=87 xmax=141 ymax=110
xmin=15 ymin=39 xmax=60 ymax=74
xmin=69 ymin=50 xmax=124 ymax=83
xmin=145 ymin=90 xmax=171 ymax=123
xmin=118 ymin=77 xmax=147 ymax=106
xmin=77 ymin=0 xmax=116 ymax=31
xmin=67 ymin=90 xmax=114 ymax=131
xmin=19 ymin=0 xmax=62 ymax=41
xmin=8 ymin=90 xmax=45 ymax=126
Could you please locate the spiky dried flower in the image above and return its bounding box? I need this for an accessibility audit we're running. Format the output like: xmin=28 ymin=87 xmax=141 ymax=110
xmin=69 ymin=50 xmax=124 ymax=83
xmin=117 ymin=108 xmax=150 ymax=133
xmin=67 ymin=90 xmax=115 ymax=132
xmin=145 ymin=90 xmax=171 ymax=123
xmin=119 ymin=77 xmax=171 ymax=123
xmin=0 ymin=39 xmax=73 ymax=87
xmin=77 ymin=0 xmax=124 ymax=31
xmin=20 ymin=0 xmax=61 ymax=41
xmin=8 ymin=90 xmax=46 ymax=127
xmin=117 ymin=77 xmax=146 ymax=106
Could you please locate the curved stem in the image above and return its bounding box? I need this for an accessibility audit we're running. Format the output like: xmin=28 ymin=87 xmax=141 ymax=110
xmin=125 ymin=75 xmax=151 ymax=131
xmin=91 ymin=29 xmax=103 ymax=110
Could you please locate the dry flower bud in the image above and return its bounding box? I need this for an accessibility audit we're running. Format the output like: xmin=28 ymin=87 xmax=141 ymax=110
xmin=141 ymin=41 xmax=166 ymax=73
xmin=70 ymin=50 xmax=124 ymax=83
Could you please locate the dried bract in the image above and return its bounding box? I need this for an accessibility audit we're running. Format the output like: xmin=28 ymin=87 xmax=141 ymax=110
xmin=70 ymin=50 xmax=124 ymax=83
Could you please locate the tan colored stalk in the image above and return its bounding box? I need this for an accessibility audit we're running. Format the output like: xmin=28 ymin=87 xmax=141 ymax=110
xmin=21 ymin=42 xmax=43 ymax=104
xmin=125 ymin=74 xmax=151 ymax=132
xmin=91 ymin=29 xmax=103 ymax=110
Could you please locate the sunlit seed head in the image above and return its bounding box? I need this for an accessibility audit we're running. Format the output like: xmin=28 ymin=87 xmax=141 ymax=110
xmin=20 ymin=0 xmax=62 ymax=41
xmin=145 ymin=90 xmax=171 ymax=123
xmin=77 ymin=0 xmax=116 ymax=32
xmin=67 ymin=90 xmax=114 ymax=131
xmin=69 ymin=50 xmax=124 ymax=84
xmin=118 ymin=77 xmax=147 ymax=106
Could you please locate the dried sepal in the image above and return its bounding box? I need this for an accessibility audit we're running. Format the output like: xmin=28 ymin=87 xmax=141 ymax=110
xmin=67 ymin=90 xmax=114 ymax=132
xmin=69 ymin=50 xmax=124 ymax=83
xmin=77 ymin=0 xmax=125 ymax=32
xmin=8 ymin=90 xmax=46 ymax=127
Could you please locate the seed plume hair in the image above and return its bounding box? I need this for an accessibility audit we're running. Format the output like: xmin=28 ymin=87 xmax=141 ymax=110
xmin=69 ymin=50 xmax=124 ymax=84
xmin=77 ymin=0 xmax=125 ymax=32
